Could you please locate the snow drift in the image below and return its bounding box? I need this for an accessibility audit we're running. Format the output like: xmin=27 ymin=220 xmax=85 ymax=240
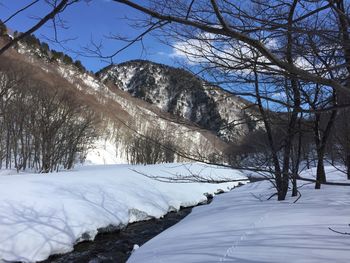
xmin=128 ymin=166 xmax=350 ymax=263
xmin=0 ymin=163 xmax=246 ymax=262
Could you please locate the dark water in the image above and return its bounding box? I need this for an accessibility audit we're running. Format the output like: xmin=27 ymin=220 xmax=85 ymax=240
xmin=39 ymin=184 xmax=248 ymax=263
xmin=42 ymin=204 xmax=200 ymax=263
xmin=40 ymin=191 xmax=224 ymax=263
xmin=40 ymin=185 xmax=247 ymax=263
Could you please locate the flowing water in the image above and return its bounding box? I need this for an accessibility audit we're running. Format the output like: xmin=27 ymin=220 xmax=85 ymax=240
xmin=42 ymin=204 xmax=201 ymax=263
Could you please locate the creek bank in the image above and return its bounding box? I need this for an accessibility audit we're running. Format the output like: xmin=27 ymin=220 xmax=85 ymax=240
xmin=41 ymin=191 xmax=219 ymax=262
xmin=42 ymin=207 xmax=192 ymax=263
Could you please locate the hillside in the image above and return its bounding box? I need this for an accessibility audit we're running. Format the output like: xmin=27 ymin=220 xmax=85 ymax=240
xmin=98 ymin=60 xmax=260 ymax=142
xmin=0 ymin=35 xmax=260 ymax=168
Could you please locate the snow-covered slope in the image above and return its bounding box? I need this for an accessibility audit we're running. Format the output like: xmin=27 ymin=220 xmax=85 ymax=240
xmin=128 ymin=166 xmax=350 ymax=263
xmin=0 ymin=37 xmax=236 ymax=165
xmin=0 ymin=163 xmax=246 ymax=262
xmin=98 ymin=60 xmax=260 ymax=142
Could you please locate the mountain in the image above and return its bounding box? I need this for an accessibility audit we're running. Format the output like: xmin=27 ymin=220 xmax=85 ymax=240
xmin=97 ymin=60 xmax=259 ymax=142
xmin=0 ymin=34 xmax=260 ymax=168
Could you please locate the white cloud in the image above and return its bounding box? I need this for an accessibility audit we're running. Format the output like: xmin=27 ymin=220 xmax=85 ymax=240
xmin=170 ymin=33 xmax=217 ymax=65
xmin=170 ymin=34 xmax=275 ymax=76
xmin=170 ymin=34 xmax=329 ymax=78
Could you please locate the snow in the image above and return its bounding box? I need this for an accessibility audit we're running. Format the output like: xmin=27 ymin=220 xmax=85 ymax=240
xmin=0 ymin=163 xmax=246 ymax=262
xmin=85 ymin=138 xmax=126 ymax=164
xmin=128 ymin=166 xmax=350 ymax=263
xmin=103 ymin=60 xmax=260 ymax=142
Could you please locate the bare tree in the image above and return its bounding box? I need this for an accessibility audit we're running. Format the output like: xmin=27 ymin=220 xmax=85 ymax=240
xmin=0 ymin=57 xmax=98 ymax=172
xmin=126 ymin=126 xmax=177 ymax=165
xmin=107 ymin=0 xmax=350 ymax=199
xmin=3 ymin=0 xmax=350 ymax=197
xmin=332 ymin=91 xmax=350 ymax=179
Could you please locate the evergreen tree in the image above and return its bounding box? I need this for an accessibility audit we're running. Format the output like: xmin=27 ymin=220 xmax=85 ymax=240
xmin=0 ymin=20 xmax=7 ymax=36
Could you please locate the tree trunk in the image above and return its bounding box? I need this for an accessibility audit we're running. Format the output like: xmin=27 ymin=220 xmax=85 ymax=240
xmin=279 ymin=0 xmax=300 ymax=201
xmin=315 ymin=152 xmax=326 ymax=189
xmin=291 ymin=119 xmax=302 ymax=197
xmin=306 ymin=154 xmax=310 ymax=169
xmin=313 ymin=102 xmax=337 ymax=189
xmin=253 ymin=68 xmax=284 ymax=200
xmin=346 ymin=154 xmax=350 ymax=180
xmin=292 ymin=175 xmax=298 ymax=196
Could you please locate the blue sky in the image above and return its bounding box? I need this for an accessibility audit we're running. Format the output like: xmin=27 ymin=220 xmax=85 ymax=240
xmin=0 ymin=0 xmax=177 ymax=72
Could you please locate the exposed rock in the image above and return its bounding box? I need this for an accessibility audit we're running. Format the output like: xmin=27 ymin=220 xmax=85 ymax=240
xmin=98 ymin=60 xmax=260 ymax=142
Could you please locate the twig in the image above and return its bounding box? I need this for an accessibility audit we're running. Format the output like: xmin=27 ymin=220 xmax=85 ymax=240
xmin=0 ymin=0 xmax=72 ymax=56
xmin=3 ymin=0 xmax=40 ymax=24
xmin=293 ymin=190 xmax=302 ymax=203
xmin=267 ymin=192 xmax=277 ymax=200
xmin=329 ymin=226 xmax=350 ymax=235
xmin=250 ymin=192 xmax=264 ymax=202
xmin=130 ymin=167 xmax=249 ymax=184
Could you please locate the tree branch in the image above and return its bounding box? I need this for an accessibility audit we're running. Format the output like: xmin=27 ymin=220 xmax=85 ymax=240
xmin=0 ymin=0 xmax=72 ymax=56
xmin=113 ymin=0 xmax=348 ymax=94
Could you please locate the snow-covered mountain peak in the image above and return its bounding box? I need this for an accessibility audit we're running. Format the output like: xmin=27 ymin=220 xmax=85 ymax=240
xmin=98 ymin=60 xmax=260 ymax=142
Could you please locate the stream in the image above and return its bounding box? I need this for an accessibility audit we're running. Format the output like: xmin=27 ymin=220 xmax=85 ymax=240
xmin=42 ymin=195 xmax=215 ymax=263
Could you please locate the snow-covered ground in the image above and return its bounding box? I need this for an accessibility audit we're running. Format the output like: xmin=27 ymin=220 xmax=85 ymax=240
xmin=85 ymin=139 xmax=124 ymax=164
xmin=128 ymin=166 xmax=350 ymax=263
xmin=0 ymin=163 xmax=246 ymax=262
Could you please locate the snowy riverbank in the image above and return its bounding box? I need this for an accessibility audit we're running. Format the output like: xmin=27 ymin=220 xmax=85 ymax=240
xmin=128 ymin=166 xmax=350 ymax=263
xmin=0 ymin=163 xmax=246 ymax=262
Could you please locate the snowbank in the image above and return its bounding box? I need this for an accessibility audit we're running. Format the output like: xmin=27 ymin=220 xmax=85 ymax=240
xmin=0 ymin=163 xmax=246 ymax=262
xmin=128 ymin=166 xmax=350 ymax=263
xmin=85 ymin=139 xmax=125 ymax=165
